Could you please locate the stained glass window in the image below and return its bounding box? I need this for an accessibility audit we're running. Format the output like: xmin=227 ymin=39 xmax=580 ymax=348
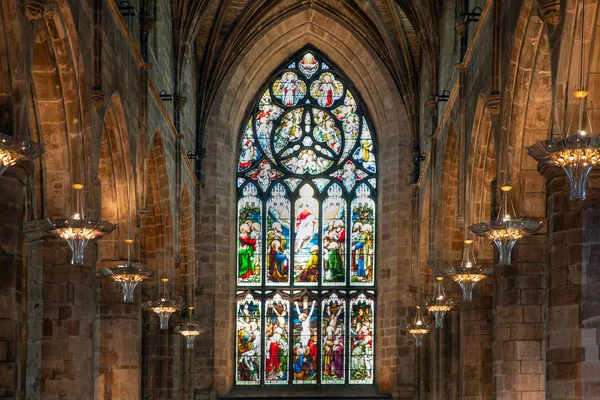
xmin=235 ymin=49 xmax=377 ymax=386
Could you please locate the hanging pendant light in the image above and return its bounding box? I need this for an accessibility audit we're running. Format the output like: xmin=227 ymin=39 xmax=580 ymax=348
xmin=175 ymin=306 xmax=206 ymax=349
xmin=469 ymin=186 xmax=543 ymax=265
xmin=98 ymin=239 xmax=156 ymax=303
xmin=39 ymin=184 xmax=116 ymax=265
xmin=424 ymin=276 xmax=458 ymax=328
xmin=526 ymin=0 xmax=599 ymax=200
xmin=442 ymin=239 xmax=492 ymax=302
xmin=405 ymin=306 xmax=431 ymax=347
xmin=0 ymin=133 xmax=44 ymax=176
xmin=142 ymin=277 xmax=185 ymax=330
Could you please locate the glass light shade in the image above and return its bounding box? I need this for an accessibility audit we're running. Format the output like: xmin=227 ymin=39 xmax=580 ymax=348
xmin=526 ymin=133 xmax=600 ymax=200
xmin=441 ymin=240 xmax=493 ymax=302
xmin=99 ymin=262 xmax=156 ymax=302
xmin=0 ymin=133 xmax=44 ymax=175
xmin=142 ymin=278 xmax=184 ymax=330
xmin=424 ymin=277 xmax=458 ymax=328
xmin=405 ymin=306 xmax=431 ymax=347
xmin=39 ymin=216 xmax=116 ymax=265
xmin=175 ymin=322 xmax=206 ymax=349
xmin=468 ymin=186 xmax=543 ymax=265
xmin=142 ymin=298 xmax=185 ymax=329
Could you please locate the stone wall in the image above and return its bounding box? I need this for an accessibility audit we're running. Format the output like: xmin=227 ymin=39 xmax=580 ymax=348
xmin=0 ymin=0 xmax=599 ymax=399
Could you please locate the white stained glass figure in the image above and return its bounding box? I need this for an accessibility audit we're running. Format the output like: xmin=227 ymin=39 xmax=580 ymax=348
xmin=264 ymin=293 xmax=290 ymax=384
xmin=349 ymin=294 xmax=374 ymax=384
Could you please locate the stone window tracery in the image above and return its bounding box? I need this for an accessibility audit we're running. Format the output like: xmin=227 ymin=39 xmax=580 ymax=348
xmin=235 ymin=49 xmax=376 ymax=386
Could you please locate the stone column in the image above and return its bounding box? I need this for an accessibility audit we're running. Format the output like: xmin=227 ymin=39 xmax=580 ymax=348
xmin=493 ymin=235 xmax=546 ymax=399
xmin=23 ymin=222 xmax=97 ymax=399
xmin=95 ymin=260 xmax=141 ymax=400
xmin=0 ymin=165 xmax=31 ymax=398
xmin=546 ymin=170 xmax=600 ymax=399
xmin=460 ymin=279 xmax=493 ymax=400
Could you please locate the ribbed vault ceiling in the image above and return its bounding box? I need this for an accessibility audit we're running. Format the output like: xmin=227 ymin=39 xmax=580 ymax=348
xmin=170 ymin=0 xmax=441 ymax=144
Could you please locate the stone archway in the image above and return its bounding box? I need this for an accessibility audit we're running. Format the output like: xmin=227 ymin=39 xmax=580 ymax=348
xmin=198 ymin=8 xmax=414 ymax=396
xmin=468 ymin=97 xmax=496 ymax=261
xmin=141 ymin=131 xmax=176 ymax=399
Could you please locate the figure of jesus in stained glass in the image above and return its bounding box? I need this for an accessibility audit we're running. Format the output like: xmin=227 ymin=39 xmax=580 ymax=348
xmin=235 ymin=49 xmax=378 ymax=387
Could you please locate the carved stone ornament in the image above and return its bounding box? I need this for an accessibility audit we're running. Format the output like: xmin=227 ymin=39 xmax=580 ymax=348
xmin=140 ymin=16 xmax=155 ymax=34
xmin=174 ymin=94 xmax=188 ymax=110
xmin=486 ymin=92 xmax=501 ymax=115
xmin=455 ymin=19 xmax=467 ymax=35
xmin=25 ymin=0 xmax=46 ymax=20
xmin=92 ymin=89 xmax=105 ymax=110
xmin=541 ymin=1 xmax=560 ymax=26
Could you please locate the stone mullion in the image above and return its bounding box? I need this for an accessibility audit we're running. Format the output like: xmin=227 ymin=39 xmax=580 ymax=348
xmin=493 ymin=234 xmax=546 ymax=399
xmin=545 ymin=171 xmax=600 ymax=399
xmin=0 ymin=168 xmax=30 ymax=398
xmin=95 ymin=260 xmax=141 ymax=400
xmin=23 ymin=222 xmax=97 ymax=399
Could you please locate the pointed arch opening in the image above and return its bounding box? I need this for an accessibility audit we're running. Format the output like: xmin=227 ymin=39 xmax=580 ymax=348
xmin=234 ymin=49 xmax=377 ymax=387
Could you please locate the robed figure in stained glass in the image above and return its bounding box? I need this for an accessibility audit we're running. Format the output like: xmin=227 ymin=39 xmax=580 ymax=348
xmin=265 ymin=294 xmax=289 ymax=383
xmin=322 ymin=294 xmax=345 ymax=383
xmin=292 ymin=299 xmax=317 ymax=382
xmin=237 ymin=294 xmax=261 ymax=384
xmin=267 ymin=222 xmax=289 ymax=282
xmin=235 ymin=50 xmax=378 ymax=386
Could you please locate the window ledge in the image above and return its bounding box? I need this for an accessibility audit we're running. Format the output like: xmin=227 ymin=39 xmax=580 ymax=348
xmin=222 ymin=384 xmax=391 ymax=399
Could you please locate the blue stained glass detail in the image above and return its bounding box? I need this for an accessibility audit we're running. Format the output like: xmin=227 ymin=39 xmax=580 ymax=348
xmin=313 ymin=178 xmax=330 ymax=192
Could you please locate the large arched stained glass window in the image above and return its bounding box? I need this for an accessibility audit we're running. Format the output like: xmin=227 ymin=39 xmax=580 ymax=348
xmin=235 ymin=49 xmax=376 ymax=387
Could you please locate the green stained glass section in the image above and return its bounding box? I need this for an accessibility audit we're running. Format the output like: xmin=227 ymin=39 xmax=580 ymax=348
xmin=237 ymin=184 xmax=262 ymax=286
xmin=350 ymin=184 xmax=375 ymax=285
xmin=322 ymin=184 xmax=346 ymax=286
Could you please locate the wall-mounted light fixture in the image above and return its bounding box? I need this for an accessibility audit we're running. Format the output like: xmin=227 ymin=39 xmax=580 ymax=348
xmin=159 ymin=90 xmax=174 ymax=101
xmin=414 ymin=152 xmax=427 ymax=163
xmin=187 ymin=149 xmax=206 ymax=161
xmin=118 ymin=1 xmax=136 ymax=17
xmin=464 ymin=7 xmax=482 ymax=23
xmin=431 ymin=90 xmax=450 ymax=102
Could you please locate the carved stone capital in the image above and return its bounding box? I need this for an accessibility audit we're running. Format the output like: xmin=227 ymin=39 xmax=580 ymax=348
xmin=455 ymin=19 xmax=467 ymax=35
xmin=486 ymin=92 xmax=501 ymax=115
xmin=42 ymin=0 xmax=57 ymax=19
xmin=140 ymin=16 xmax=155 ymax=34
xmin=426 ymin=99 xmax=438 ymax=110
xmin=92 ymin=88 xmax=105 ymax=110
xmin=25 ymin=0 xmax=46 ymax=20
xmin=542 ymin=1 xmax=560 ymax=26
